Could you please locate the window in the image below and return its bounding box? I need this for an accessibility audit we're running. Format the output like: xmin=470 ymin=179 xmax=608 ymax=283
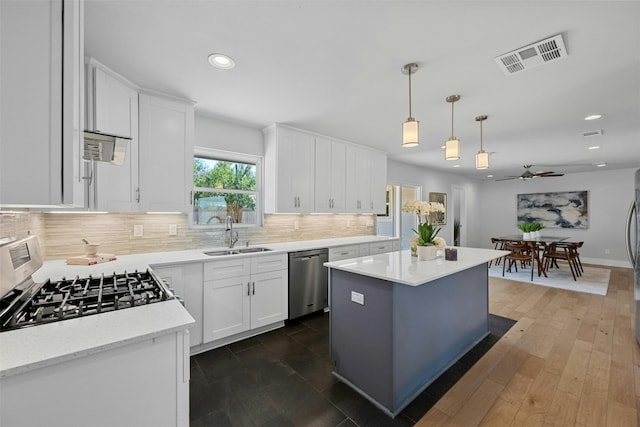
xmin=192 ymin=149 xmax=261 ymax=226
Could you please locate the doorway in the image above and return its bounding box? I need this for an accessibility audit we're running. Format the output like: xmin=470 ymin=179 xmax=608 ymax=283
xmin=452 ymin=185 xmax=466 ymax=246
xmin=377 ymin=184 xmax=421 ymax=250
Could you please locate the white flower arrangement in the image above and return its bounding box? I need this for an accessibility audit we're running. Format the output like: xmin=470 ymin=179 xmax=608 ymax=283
xmin=402 ymin=200 xmax=446 ymax=224
xmin=432 ymin=237 xmax=446 ymax=248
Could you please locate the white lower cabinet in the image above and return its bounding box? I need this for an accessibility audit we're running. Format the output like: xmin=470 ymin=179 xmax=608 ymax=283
xmin=151 ymin=263 xmax=203 ymax=347
xmin=329 ymin=240 xmax=398 ymax=261
xmin=203 ymin=253 xmax=287 ymax=344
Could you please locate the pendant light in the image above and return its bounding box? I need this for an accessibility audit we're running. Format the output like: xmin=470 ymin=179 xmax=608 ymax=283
xmin=475 ymin=115 xmax=489 ymax=169
xmin=402 ymin=63 xmax=419 ymax=148
xmin=445 ymin=95 xmax=460 ymax=160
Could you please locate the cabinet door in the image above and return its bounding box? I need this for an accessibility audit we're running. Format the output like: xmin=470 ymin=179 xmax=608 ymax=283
xmin=203 ymin=276 xmax=251 ymax=342
xmin=250 ymin=270 xmax=287 ymax=329
xmin=315 ymin=137 xmax=346 ymax=212
xmin=345 ymin=145 xmax=370 ymax=212
xmin=266 ymin=126 xmax=315 ymax=213
xmin=93 ymin=67 xmax=135 ymax=137
xmin=0 ymin=0 xmax=84 ymax=206
xmin=90 ymin=66 xmax=139 ymax=211
xmin=368 ymin=151 xmax=388 ymax=214
xmin=138 ymin=93 xmax=194 ymax=212
xmin=152 ymin=263 xmax=204 ymax=347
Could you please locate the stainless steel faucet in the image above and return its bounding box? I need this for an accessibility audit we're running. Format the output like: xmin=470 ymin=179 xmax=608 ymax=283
xmin=225 ymin=216 xmax=239 ymax=248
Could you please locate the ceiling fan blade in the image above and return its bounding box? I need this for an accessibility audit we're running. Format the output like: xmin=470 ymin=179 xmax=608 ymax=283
xmin=495 ymin=177 xmax=518 ymax=181
xmin=538 ymin=173 xmax=564 ymax=177
xmin=533 ymin=171 xmax=556 ymax=176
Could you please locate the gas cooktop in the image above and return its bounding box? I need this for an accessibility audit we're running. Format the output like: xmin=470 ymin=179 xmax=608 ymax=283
xmin=0 ymin=269 xmax=175 ymax=332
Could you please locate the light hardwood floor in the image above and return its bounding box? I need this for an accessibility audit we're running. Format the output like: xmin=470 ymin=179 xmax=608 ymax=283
xmin=416 ymin=265 xmax=637 ymax=427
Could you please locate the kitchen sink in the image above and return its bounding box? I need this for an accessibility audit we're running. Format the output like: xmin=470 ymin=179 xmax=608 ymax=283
xmin=203 ymin=247 xmax=271 ymax=256
xmin=237 ymin=247 xmax=272 ymax=253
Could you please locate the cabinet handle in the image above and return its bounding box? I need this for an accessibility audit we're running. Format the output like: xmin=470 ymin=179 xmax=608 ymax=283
xmin=252 ymin=282 xmax=255 ymax=295
xmin=136 ymin=187 xmax=141 ymax=203
xmin=370 ymin=201 xmax=374 ymax=209
xmin=247 ymin=282 xmax=250 ymax=296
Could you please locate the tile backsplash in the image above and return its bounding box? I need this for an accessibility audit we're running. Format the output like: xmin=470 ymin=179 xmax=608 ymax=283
xmin=1 ymin=211 xmax=376 ymax=259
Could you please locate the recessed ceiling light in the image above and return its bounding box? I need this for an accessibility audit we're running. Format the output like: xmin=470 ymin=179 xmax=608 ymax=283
xmin=596 ymin=162 xmax=607 ymax=167
xmin=440 ymin=145 xmax=445 ymax=149
xmin=487 ymin=174 xmax=493 ymax=178
xmin=584 ymin=114 xmax=603 ymax=121
xmin=587 ymin=145 xmax=600 ymax=150
xmin=208 ymin=53 xmax=235 ymax=69
xmin=453 ymin=164 xmax=460 ymax=168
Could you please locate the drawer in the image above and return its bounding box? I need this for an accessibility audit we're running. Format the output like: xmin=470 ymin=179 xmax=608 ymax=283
xmin=251 ymin=253 xmax=287 ymax=274
xmin=369 ymin=241 xmax=394 ymax=255
xmin=358 ymin=244 xmax=370 ymax=256
xmin=204 ymin=257 xmax=251 ymax=281
xmin=329 ymin=245 xmax=360 ymax=261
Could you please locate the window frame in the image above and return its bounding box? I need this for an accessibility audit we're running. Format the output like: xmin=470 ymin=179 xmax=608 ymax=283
xmin=192 ymin=147 xmax=264 ymax=227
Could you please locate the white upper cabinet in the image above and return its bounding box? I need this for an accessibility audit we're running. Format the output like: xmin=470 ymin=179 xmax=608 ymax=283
xmin=138 ymin=93 xmax=195 ymax=213
xmin=315 ymin=137 xmax=346 ymax=212
xmin=1 ymin=0 xmax=85 ymax=207
xmin=345 ymin=145 xmax=387 ymax=214
xmin=264 ymin=124 xmax=387 ymax=214
xmin=90 ymin=65 xmax=136 ymax=138
xmin=86 ymin=60 xmax=139 ymax=211
xmin=264 ymin=125 xmax=316 ymax=213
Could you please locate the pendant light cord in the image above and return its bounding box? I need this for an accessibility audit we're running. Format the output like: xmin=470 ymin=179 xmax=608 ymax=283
xmin=408 ymin=68 xmax=413 ymax=118
xmin=480 ymin=119 xmax=483 ymax=150
xmin=451 ymin=101 xmax=454 ymax=137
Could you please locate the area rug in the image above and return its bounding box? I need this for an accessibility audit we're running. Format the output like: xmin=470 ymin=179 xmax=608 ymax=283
xmin=488 ymin=263 xmax=610 ymax=296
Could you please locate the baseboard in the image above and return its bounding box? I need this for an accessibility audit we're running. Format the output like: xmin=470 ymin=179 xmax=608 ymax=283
xmin=581 ymin=257 xmax=632 ymax=269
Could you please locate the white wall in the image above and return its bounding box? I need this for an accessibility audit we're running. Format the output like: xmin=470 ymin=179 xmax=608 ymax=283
xmin=477 ymin=167 xmax=637 ymax=267
xmin=194 ymin=113 xmax=263 ymax=155
xmin=386 ymin=159 xmax=482 ymax=247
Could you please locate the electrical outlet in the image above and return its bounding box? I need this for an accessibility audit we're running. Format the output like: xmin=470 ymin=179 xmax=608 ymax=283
xmin=294 ymin=220 xmax=299 ymax=230
xmin=351 ymin=291 xmax=364 ymax=305
xmin=133 ymin=224 xmax=143 ymax=237
xmin=604 ymin=248 xmax=610 ymax=254
xmin=169 ymin=224 xmax=177 ymax=236
xmin=346 ymin=219 xmax=352 ymax=228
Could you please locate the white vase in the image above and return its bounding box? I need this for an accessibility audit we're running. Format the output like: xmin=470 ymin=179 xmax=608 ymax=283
xmin=523 ymin=232 xmax=532 ymax=240
xmin=417 ymin=245 xmax=437 ymax=261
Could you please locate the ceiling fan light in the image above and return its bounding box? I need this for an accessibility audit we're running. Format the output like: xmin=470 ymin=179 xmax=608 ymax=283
xmin=476 ymin=150 xmax=489 ymax=169
xmin=445 ymin=137 xmax=460 ymax=160
xmin=402 ymin=118 xmax=419 ymax=148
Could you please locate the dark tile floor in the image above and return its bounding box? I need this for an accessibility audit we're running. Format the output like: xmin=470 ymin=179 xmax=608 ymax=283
xmin=190 ymin=312 xmax=516 ymax=427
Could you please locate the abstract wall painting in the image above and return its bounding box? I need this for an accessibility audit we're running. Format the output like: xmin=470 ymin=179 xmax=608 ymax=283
xmin=517 ymin=191 xmax=588 ymax=229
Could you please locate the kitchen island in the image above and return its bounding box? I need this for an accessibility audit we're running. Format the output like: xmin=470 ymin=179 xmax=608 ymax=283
xmin=324 ymin=247 xmax=508 ymax=417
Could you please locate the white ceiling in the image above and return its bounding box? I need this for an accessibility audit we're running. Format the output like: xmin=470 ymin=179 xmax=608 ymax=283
xmin=84 ymin=0 xmax=640 ymax=181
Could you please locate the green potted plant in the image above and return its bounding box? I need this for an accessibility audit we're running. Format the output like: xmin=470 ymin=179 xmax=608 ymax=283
xmin=518 ymin=222 xmax=533 ymax=239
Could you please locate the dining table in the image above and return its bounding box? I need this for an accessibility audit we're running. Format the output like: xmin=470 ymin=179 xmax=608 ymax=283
xmin=495 ymin=235 xmax=569 ymax=281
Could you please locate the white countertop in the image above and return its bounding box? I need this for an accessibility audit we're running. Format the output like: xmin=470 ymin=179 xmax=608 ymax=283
xmin=324 ymin=247 xmax=509 ymax=286
xmin=33 ymin=235 xmax=397 ymax=282
xmin=0 ymin=300 xmax=194 ymax=378
xmin=3 ymin=235 xmax=395 ymax=378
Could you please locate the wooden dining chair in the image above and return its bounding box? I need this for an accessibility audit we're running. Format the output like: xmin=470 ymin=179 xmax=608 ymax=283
xmin=542 ymin=242 xmax=580 ymax=281
xmin=490 ymin=238 xmax=505 ymax=267
xmin=502 ymin=242 xmax=531 ymax=277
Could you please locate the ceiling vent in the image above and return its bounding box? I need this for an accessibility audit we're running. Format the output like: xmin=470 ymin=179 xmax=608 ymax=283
xmin=495 ymin=34 xmax=568 ymax=76
xmin=582 ymin=129 xmax=604 ymax=138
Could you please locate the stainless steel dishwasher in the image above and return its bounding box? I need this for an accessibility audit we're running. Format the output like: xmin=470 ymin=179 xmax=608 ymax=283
xmin=288 ymin=248 xmax=329 ymax=319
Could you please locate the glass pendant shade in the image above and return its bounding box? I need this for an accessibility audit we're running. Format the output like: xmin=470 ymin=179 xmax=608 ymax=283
xmin=401 ymin=63 xmax=419 ymax=148
xmin=476 ymin=150 xmax=489 ymax=169
xmin=402 ymin=118 xmax=419 ymax=148
xmin=445 ymin=137 xmax=460 ymax=160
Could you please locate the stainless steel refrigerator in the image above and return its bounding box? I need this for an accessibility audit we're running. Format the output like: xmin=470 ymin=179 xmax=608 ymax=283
xmin=628 ymin=169 xmax=640 ymax=343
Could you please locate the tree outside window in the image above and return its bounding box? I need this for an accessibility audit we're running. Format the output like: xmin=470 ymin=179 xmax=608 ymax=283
xmin=193 ymin=157 xmax=258 ymax=225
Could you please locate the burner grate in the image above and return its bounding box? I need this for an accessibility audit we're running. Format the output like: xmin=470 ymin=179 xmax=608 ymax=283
xmin=0 ymin=270 xmax=174 ymax=331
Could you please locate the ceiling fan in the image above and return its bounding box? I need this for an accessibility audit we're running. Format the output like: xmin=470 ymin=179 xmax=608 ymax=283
xmin=496 ymin=165 xmax=565 ymax=181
